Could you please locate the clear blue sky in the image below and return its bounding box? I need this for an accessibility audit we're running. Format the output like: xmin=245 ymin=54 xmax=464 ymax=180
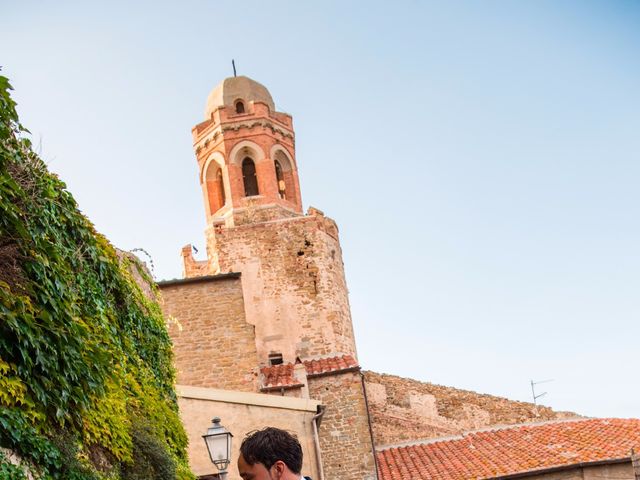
xmin=3 ymin=1 xmax=640 ymax=419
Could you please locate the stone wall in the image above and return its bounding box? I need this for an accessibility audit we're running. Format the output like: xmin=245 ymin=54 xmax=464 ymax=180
xmin=206 ymin=208 xmax=357 ymax=365
xmin=117 ymin=249 xmax=155 ymax=300
xmin=307 ymin=372 xmax=377 ymax=480
xmin=519 ymin=462 xmax=634 ymax=480
xmin=365 ymin=371 xmax=577 ymax=446
xmin=180 ymin=245 xmax=210 ymax=278
xmin=159 ymin=274 xmax=259 ymax=392
xmin=226 ymin=201 xmax=302 ymax=227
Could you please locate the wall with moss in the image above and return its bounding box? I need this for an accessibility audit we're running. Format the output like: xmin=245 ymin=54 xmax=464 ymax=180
xmin=0 ymin=74 xmax=193 ymax=479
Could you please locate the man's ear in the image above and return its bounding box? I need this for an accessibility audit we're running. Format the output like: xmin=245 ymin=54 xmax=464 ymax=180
xmin=273 ymin=460 xmax=287 ymax=476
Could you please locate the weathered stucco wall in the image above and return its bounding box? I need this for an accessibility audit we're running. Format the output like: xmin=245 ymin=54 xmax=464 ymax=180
xmin=178 ymin=385 xmax=320 ymax=480
xmin=206 ymin=208 xmax=357 ymax=365
xmin=365 ymin=371 xmax=577 ymax=445
xmin=160 ymin=275 xmax=259 ymax=392
xmin=307 ymin=372 xmax=377 ymax=480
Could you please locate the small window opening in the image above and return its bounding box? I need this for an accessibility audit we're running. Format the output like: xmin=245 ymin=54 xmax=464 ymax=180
xmin=242 ymin=157 xmax=259 ymax=196
xmin=235 ymin=100 xmax=245 ymax=114
xmin=268 ymin=353 xmax=283 ymax=366
xmin=274 ymin=160 xmax=286 ymax=199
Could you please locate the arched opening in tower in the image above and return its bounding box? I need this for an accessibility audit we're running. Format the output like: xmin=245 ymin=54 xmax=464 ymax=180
xmin=273 ymin=150 xmax=296 ymax=204
xmin=205 ymin=162 xmax=226 ymax=215
xmin=275 ymin=160 xmax=287 ymax=200
xmin=242 ymin=157 xmax=259 ymax=197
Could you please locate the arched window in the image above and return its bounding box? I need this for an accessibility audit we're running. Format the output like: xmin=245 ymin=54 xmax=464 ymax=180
xmin=235 ymin=100 xmax=245 ymax=114
xmin=205 ymin=162 xmax=226 ymax=215
xmin=216 ymin=169 xmax=226 ymax=206
xmin=275 ymin=160 xmax=286 ymax=200
xmin=272 ymin=149 xmax=296 ymax=204
xmin=242 ymin=158 xmax=259 ymax=196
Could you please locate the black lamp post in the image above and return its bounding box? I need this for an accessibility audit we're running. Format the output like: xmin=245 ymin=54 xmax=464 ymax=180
xmin=203 ymin=417 xmax=233 ymax=478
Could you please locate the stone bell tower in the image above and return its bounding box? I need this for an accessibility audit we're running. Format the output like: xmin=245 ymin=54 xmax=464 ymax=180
xmin=182 ymin=76 xmax=358 ymax=365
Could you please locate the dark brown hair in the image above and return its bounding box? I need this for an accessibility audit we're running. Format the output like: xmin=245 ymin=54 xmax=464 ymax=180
xmin=240 ymin=427 xmax=303 ymax=474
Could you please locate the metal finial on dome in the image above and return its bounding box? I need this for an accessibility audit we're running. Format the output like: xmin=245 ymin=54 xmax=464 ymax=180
xmin=232 ymin=59 xmax=237 ymax=77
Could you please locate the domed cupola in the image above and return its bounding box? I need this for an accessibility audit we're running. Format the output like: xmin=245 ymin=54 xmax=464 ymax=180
xmin=204 ymin=76 xmax=275 ymax=119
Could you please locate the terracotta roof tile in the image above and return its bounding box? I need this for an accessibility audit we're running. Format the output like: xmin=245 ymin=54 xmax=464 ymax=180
xmin=377 ymin=418 xmax=640 ymax=480
xmin=260 ymin=363 xmax=303 ymax=390
xmin=260 ymin=355 xmax=359 ymax=391
xmin=303 ymin=355 xmax=359 ymax=377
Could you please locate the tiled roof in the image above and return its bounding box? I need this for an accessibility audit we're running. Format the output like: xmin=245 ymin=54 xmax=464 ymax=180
xmin=377 ymin=418 xmax=640 ymax=480
xmin=260 ymin=363 xmax=303 ymax=390
xmin=260 ymin=355 xmax=359 ymax=391
xmin=304 ymin=355 xmax=359 ymax=377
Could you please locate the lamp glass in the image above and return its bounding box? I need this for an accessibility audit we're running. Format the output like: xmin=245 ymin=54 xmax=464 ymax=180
xmin=205 ymin=434 xmax=229 ymax=464
xmin=203 ymin=418 xmax=233 ymax=471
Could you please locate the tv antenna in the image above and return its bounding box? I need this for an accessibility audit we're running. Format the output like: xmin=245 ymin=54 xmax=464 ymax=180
xmin=530 ymin=379 xmax=553 ymax=414
xmin=232 ymin=59 xmax=237 ymax=77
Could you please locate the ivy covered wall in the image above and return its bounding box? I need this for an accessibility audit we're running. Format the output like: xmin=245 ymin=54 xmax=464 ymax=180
xmin=0 ymin=75 xmax=193 ymax=479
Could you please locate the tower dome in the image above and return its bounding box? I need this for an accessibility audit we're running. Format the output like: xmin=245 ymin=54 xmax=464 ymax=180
xmin=204 ymin=75 xmax=275 ymax=119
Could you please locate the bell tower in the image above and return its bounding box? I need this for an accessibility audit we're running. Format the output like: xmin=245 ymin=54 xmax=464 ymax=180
xmin=192 ymin=76 xmax=303 ymax=229
xmin=182 ymin=76 xmax=357 ymax=365
xmin=165 ymin=75 xmax=377 ymax=480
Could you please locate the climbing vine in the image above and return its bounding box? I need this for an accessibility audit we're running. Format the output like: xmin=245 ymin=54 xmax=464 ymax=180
xmin=0 ymin=74 xmax=193 ymax=479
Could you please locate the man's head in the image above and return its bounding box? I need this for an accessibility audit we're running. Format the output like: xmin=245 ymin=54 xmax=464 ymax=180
xmin=237 ymin=427 xmax=303 ymax=480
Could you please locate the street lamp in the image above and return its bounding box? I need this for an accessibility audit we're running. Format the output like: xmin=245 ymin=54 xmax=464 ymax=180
xmin=203 ymin=417 xmax=233 ymax=477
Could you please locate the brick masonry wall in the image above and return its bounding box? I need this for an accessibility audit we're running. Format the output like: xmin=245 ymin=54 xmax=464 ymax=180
xmin=364 ymin=371 xmax=578 ymax=446
xmin=193 ymin=102 xmax=303 ymax=223
xmin=206 ymin=209 xmax=357 ymax=365
xmin=159 ymin=276 xmax=259 ymax=391
xmin=307 ymin=372 xmax=377 ymax=480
